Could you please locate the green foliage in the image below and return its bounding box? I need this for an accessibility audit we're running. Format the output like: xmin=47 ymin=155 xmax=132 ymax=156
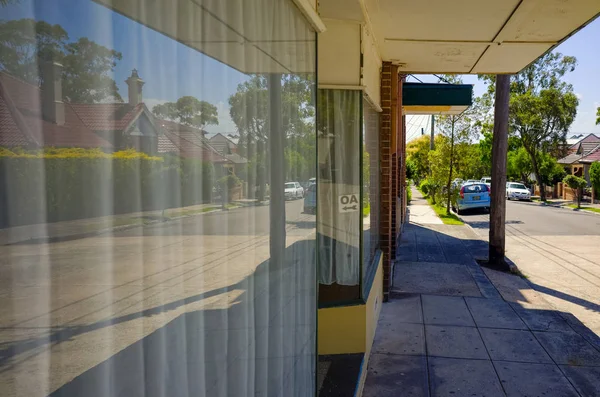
xmin=596 ymin=107 xmax=600 ymax=125
xmin=152 ymin=96 xmax=219 ymax=130
xmin=406 ymin=158 xmax=417 ymax=181
xmin=0 ymin=149 xmax=214 ymax=227
xmin=419 ymin=178 xmax=440 ymax=204
xmin=589 ymin=162 xmax=600 ymax=193
xmin=563 ymin=174 xmax=587 ymax=208
xmin=406 ymin=135 xmax=431 ymax=182
xmin=406 ymin=186 xmax=412 ymax=202
xmin=0 ymin=19 xmax=122 ymax=103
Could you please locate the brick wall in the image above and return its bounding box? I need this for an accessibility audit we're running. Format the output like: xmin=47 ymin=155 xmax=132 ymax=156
xmin=380 ymin=62 xmax=400 ymax=300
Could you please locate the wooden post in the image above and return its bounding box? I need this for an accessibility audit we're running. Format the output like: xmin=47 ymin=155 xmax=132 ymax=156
xmin=268 ymin=73 xmax=285 ymax=268
xmin=489 ymin=74 xmax=510 ymax=270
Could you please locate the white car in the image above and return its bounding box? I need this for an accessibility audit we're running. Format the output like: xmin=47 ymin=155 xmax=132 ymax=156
xmin=506 ymin=182 xmax=531 ymax=201
xmin=480 ymin=177 xmax=492 ymax=186
xmin=284 ymin=182 xmax=304 ymax=200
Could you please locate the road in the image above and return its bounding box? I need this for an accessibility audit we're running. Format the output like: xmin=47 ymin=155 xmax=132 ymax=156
xmin=0 ymin=199 xmax=317 ymax=396
xmin=460 ymin=200 xmax=600 ymax=335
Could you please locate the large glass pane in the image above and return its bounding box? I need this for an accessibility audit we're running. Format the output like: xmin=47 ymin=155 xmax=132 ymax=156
xmin=0 ymin=1 xmax=316 ymax=396
xmin=362 ymin=99 xmax=380 ymax=292
xmin=317 ymin=90 xmax=361 ymax=304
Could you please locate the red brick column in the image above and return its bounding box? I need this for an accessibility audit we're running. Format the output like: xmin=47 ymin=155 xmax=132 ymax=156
xmin=380 ymin=62 xmax=398 ymax=301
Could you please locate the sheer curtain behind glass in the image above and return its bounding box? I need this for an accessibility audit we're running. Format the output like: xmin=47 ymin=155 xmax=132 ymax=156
xmin=0 ymin=0 xmax=316 ymax=396
xmin=317 ymin=90 xmax=361 ymax=293
xmin=362 ymin=98 xmax=380 ymax=290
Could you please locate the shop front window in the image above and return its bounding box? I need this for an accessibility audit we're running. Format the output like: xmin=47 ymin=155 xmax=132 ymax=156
xmin=0 ymin=0 xmax=316 ymax=396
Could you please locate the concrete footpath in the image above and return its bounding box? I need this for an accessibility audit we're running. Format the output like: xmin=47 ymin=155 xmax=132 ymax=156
xmin=363 ymin=188 xmax=600 ymax=397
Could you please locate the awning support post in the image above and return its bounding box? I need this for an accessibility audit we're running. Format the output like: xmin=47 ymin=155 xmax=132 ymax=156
xmin=489 ymin=74 xmax=510 ymax=270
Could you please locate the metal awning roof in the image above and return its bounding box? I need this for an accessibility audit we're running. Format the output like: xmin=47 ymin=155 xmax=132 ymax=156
xmin=403 ymin=83 xmax=473 ymax=115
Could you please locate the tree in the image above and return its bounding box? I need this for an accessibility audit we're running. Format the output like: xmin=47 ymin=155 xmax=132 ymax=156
xmin=406 ymin=135 xmax=432 ymax=182
xmin=590 ymin=162 xmax=600 ymax=198
xmin=478 ymin=52 xmax=579 ymax=201
xmin=0 ymin=19 xmax=122 ymax=103
xmin=596 ymin=107 xmax=600 ymax=125
xmin=507 ymin=147 xmax=532 ymax=183
xmin=152 ymin=96 xmax=218 ymax=130
xmin=563 ymin=174 xmax=587 ymax=209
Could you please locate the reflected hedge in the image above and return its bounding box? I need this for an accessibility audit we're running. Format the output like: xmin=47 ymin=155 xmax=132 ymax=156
xmin=0 ymin=148 xmax=214 ymax=227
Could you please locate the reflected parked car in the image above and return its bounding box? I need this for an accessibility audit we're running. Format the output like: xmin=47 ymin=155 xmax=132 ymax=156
xmin=303 ymin=183 xmax=316 ymax=213
xmin=452 ymin=182 xmax=491 ymax=214
xmin=506 ymin=182 xmax=531 ymax=201
xmin=285 ymin=182 xmax=304 ymax=200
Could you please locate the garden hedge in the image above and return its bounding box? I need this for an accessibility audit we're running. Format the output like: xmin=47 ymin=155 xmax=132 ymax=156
xmin=0 ymin=148 xmax=214 ymax=227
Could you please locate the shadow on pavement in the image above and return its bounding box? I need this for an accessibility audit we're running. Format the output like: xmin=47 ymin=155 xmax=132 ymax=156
xmin=2 ymin=240 xmax=317 ymax=396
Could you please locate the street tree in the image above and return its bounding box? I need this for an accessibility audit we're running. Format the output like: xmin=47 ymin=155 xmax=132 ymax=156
xmin=0 ymin=19 xmax=122 ymax=102
xmin=590 ymin=162 xmax=600 ymax=197
xmin=563 ymin=174 xmax=587 ymax=209
xmin=479 ymin=52 xmax=579 ymax=201
xmin=406 ymin=135 xmax=431 ymax=182
xmin=596 ymin=107 xmax=600 ymax=125
xmin=152 ymin=96 xmax=218 ymax=130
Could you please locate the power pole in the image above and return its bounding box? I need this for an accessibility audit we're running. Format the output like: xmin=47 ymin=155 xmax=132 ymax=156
xmin=430 ymin=115 xmax=435 ymax=150
xmin=489 ymin=74 xmax=510 ymax=270
xmin=421 ymin=127 xmax=424 ymax=136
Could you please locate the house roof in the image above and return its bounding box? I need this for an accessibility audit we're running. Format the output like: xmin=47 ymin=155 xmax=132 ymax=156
xmin=580 ymin=145 xmax=600 ymax=164
xmin=209 ymin=133 xmax=239 ymax=154
xmin=158 ymin=120 xmax=230 ymax=163
xmin=70 ymin=103 xmax=144 ymax=132
xmin=0 ymin=72 xmax=112 ymax=149
xmin=223 ymin=153 xmax=248 ymax=164
xmin=559 ymin=134 xmax=600 ymax=165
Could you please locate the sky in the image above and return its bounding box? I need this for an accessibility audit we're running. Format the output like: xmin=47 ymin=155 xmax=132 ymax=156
xmin=3 ymin=0 xmax=600 ymax=139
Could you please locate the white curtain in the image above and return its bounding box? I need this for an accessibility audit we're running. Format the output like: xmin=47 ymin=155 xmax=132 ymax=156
xmin=317 ymin=90 xmax=361 ymax=286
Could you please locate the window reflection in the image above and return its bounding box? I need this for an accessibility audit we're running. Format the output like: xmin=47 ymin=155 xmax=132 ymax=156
xmin=363 ymin=99 xmax=380 ymax=290
xmin=0 ymin=0 xmax=316 ymax=396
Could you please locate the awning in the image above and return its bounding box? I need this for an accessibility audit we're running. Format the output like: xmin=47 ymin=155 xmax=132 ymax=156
xmin=402 ymin=83 xmax=473 ymax=115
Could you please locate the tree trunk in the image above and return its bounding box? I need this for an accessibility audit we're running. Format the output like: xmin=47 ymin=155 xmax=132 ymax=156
xmin=529 ymin=149 xmax=545 ymax=201
xmin=446 ymin=117 xmax=455 ymax=215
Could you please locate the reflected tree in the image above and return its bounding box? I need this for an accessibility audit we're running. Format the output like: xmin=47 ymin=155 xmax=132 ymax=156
xmin=0 ymin=19 xmax=122 ymax=103
xmin=152 ymin=96 xmax=218 ymax=130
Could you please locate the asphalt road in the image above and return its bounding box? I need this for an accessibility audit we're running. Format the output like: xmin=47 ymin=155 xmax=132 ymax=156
xmin=0 ymin=198 xmax=317 ymax=396
xmin=459 ymin=200 xmax=600 ymax=335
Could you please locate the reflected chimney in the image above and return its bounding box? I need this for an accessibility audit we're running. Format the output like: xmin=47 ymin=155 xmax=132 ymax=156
xmin=126 ymin=69 xmax=144 ymax=106
xmin=41 ymin=61 xmax=65 ymax=125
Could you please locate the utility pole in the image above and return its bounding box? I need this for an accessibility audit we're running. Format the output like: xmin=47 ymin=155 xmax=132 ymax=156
xmin=421 ymin=128 xmax=424 ymax=136
xmin=489 ymin=74 xmax=510 ymax=270
xmin=430 ymin=115 xmax=435 ymax=150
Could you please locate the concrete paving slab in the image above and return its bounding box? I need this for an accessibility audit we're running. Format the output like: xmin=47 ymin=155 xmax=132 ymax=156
xmin=479 ymin=328 xmax=552 ymax=363
xmin=425 ymin=325 xmax=488 ymax=360
xmin=509 ymin=303 xmax=573 ymax=332
xmin=379 ymin=294 xmax=423 ymax=324
xmin=421 ymin=295 xmax=475 ymax=327
xmin=560 ymin=365 xmax=600 ymax=397
xmin=428 ymin=357 xmax=504 ymax=397
xmin=494 ymin=361 xmax=579 ymax=397
xmin=393 ymin=262 xmax=482 ymax=297
xmin=465 ymin=297 xmax=527 ymax=330
xmin=363 ymin=354 xmax=430 ymax=397
xmin=372 ymin=322 xmax=426 ymax=356
xmin=534 ymin=331 xmax=600 ymax=366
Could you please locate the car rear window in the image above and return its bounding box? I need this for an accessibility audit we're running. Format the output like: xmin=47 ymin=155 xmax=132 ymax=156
xmin=285 ymin=183 xmax=295 ymax=189
xmin=463 ymin=184 xmax=487 ymax=193
xmin=510 ymin=183 xmax=526 ymax=189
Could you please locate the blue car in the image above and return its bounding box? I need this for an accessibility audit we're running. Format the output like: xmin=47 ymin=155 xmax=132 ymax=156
xmin=453 ymin=182 xmax=490 ymax=214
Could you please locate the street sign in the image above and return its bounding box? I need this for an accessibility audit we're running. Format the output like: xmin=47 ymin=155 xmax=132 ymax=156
xmin=338 ymin=194 xmax=359 ymax=213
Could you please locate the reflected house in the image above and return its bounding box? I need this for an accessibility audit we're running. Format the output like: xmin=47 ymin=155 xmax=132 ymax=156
xmin=208 ymin=133 xmax=248 ymax=177
xmin=0 ymin=70 xmax=112 ymax=150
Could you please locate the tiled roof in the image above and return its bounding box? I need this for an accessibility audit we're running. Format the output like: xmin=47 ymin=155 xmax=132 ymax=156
xmin=70 ymin=103 xmax=143 ymax=131
xmin=0 ymin=72 xmax=111 ymax=149
xmin=158 ymin=120 xmax=230 ymax=163
xmin=158 ymin=134 xmax=178 ymax=153
xmin=558 ymin=153 xmax=584 ymax=165
xmin=580 ymin=145 xmax=600 ymax=163
xmin=0 ymin=86 xmax=34 ymax=147
xmin=209 ymin=133 xmax=239 ymax=154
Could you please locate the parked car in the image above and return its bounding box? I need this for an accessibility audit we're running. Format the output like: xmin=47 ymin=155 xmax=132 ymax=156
xmin=452 ymin=178 xmax=464 ymax=189
xmin=285 ymin=182 xmax=304 ymax=200
xmin=303 ymin=183 xmax=317 ymax=213
xmin=506 ymin=182 xmax=531 ymax=201
xmin=466 ymin=179 xmax=479 ymax=184
xmin=480 ymin=177 xmax=492 ymax=186
xmin=452 ymin=182 xmax=490 ymax=214
xmin=308 ymin=177 xmax=316 ymax=186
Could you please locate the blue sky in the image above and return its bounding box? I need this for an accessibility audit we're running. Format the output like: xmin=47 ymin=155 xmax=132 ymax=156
xmin=3 ymin=0 xmax=600 ymax=137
